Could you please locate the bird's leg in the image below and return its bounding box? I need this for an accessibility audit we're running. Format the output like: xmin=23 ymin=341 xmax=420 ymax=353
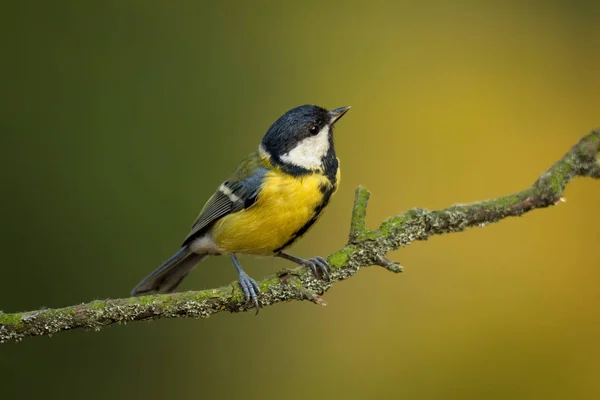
xmin=276 ymin=252 xmax=331 ymax=280
xmin=230 ymin=254 xmax=261 ymax=314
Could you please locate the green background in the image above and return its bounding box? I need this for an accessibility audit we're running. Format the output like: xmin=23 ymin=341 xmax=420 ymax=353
xmin=1 ymin=1 xmax=599 ymax=399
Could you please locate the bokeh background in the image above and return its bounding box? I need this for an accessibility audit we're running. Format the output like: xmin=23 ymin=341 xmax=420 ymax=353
xmin=1 ymin=1 xmax=599 ymax=399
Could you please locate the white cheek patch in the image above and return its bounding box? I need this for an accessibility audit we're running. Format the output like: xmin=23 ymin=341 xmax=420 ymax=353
xmin=280 ymin=125 xmax=330 ymax=170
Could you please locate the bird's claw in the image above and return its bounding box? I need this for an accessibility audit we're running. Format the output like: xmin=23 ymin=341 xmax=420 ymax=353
xmin=275 ymin=252 xmax=331 ymax=281
xmin=306 ymin=256 xmax=331 ymax=280
xmin=238 ymin=271 xmax=261 ymax=314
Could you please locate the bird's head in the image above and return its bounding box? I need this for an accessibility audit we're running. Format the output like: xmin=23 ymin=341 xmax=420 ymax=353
xmin=259 ymin=104 xmax=350 ymax=172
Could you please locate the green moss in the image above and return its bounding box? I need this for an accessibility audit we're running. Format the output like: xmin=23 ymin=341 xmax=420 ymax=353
xmin=161 ymin=294 xmax=184 ymax=308
xmin=0 ymin=312 xmax=25 ymax=329
xmin=548 ymin=164 xmax=571 ymax=193
xmin=349 ymin=187 xmax=371 ymax=236
xmin=227 ymin=286 xmax=246 ymax=303
xmin=379 ymin=211 xmax=415 ymax=236
xmin=488 ymin=193 xmax=518 ymax=209
xmin=187 ymin=290 xmax=212 ymax=302
xmin=88 ymin=300 xmax=108 ymax=310
xmin=327 ymin=246 xmax=355 ymax=269
xmin=131 ymin=295 xmax=160 ymax=307
xmin=259 ymin=276 xmax=280 ymax=291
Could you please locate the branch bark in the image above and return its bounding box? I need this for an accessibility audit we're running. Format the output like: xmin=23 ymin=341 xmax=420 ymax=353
xmin=1 ymin=129 xmax=599 ymax=343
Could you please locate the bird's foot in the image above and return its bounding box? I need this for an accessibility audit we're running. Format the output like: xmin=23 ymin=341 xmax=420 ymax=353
xmin=230 ymin=254 xmax=261 ymax=314
xmin=238 ymin=270 xmax=261 ymax=314
xmin=304 ymin=256 xmax=331 ymax=280
xmin=276 ymin=252 xmax=331 ymax=280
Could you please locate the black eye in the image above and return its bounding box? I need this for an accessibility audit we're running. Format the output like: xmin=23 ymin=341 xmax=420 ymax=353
xmin=309 ymin=125 xmax=319 ymax=135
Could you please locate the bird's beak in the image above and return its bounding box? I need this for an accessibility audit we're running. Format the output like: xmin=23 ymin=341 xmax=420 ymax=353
xmin=329 ymin=106 xmax=351 ymax=124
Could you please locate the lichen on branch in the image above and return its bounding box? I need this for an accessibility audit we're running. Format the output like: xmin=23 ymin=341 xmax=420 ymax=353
xmin=1 ymin=129 xmax=599 ymax=344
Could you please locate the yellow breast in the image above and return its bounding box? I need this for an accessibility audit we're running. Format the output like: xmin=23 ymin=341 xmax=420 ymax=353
xmin=211 ymin=168 xmax=338 ymax=255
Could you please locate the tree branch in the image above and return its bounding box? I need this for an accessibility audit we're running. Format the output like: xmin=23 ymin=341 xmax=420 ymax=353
xmin=1 ymin=129 xmax=599 ymax=343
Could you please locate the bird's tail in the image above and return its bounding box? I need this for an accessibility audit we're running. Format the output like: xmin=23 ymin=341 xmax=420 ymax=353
xmin=131 ymin=247 xmax=207 ymax=296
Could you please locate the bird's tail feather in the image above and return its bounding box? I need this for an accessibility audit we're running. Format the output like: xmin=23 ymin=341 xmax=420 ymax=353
xmin=131 ymin=247 xmax=207 ymax=296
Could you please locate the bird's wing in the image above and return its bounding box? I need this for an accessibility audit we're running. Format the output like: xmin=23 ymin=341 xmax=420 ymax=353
xmin=182 ymin=153 xmax=268 ymax=246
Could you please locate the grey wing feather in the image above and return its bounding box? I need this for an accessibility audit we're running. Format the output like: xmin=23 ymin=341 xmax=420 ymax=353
xmin=182 ymin=168 xmax=267 ymax=246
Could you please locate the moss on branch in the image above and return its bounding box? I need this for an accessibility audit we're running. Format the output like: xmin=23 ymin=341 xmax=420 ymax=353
xmin=1 ymin=128 xmax=599 ymax=343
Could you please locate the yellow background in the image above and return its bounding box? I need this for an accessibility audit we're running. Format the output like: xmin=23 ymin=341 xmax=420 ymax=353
xmin=1 ymin=1 xmax=599 ymax=399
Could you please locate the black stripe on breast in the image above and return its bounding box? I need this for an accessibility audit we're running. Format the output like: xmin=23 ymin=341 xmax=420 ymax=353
xmin=275 ymin=159 xmax=313 ymax=177
xmin=322 ymin=144 xmax=339 ymax=185
xmin=274 ymin=181 xmax=336 ymax=253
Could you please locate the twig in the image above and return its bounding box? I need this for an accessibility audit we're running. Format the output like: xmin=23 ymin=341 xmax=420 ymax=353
xmin=1 ymin=128 xmax=598 ymax=343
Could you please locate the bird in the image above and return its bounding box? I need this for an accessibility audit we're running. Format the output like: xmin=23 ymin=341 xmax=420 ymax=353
xmin=131 ymin=104 xmax=350 ymax=312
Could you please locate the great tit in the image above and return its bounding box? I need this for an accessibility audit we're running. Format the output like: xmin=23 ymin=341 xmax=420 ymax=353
xmin=131 ymin=104 xmax=350 ymax=311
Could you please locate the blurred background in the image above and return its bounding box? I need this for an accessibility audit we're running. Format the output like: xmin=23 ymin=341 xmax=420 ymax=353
xmin=1 ymin=1 xmax=599 ymax=399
